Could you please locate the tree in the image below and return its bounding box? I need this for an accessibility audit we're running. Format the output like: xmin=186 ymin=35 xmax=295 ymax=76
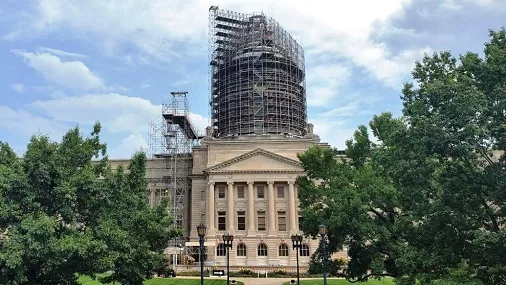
xmin=297 ymin=29 xmax=506 ymax=285
xmin=0 ymin=123 xmax=179 ymax=285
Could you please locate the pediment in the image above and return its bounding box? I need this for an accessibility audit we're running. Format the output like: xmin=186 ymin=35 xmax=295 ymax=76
xmin=206 ymin=148 xmax=304 ymax=173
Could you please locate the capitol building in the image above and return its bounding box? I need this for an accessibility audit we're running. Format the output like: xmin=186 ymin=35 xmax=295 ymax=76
xmin=109 ymin=6 xmax=348 ymax=272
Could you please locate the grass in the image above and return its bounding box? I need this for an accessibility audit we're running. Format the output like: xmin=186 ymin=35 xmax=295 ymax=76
xmin=78 ymin=274 xmax=244 ymax=285
xmin=281 ymin=279 xmax=395 ymax=285
xmin=145 ymin=280 xmax=243 ymax=285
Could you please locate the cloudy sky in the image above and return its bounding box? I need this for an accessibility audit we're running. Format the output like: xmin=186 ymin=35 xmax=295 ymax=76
xmin=1 ymin=0 xmax=504 ymax=158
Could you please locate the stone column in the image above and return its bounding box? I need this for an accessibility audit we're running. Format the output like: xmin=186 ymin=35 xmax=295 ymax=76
xmin=227 ymin=181 xmax=235 ymax=233
xmin=288 ymin=181 xmax=297 ymax=232
xmin=208 ymin=182 xmax=215 ymax=236
xmin=267 ymin=181 xmax=276 ymax=235
xmin=247 ymin=181 xmax=255 ymax=234
xmin=150 ymin=189 xmax=155 ymax=207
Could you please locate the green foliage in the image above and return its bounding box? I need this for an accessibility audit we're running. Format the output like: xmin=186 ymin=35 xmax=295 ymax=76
xmin=308 ymin=251 xmax=347 ymax=277
xmin=297 ymin=28 xmax=506 ymax=285
xmin=0 ymin=123 xmax=179 ymax=285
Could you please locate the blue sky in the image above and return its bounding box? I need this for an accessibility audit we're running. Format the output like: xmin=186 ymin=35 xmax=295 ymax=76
xmin=1 ymin=0 xmax=505 ymax=158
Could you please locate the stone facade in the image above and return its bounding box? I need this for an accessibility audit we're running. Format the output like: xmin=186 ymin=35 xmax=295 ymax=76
xmin=108 ymin=134 xmax=336 ymax=270
xmin=187 ymin=134 xmax=329 ymax=268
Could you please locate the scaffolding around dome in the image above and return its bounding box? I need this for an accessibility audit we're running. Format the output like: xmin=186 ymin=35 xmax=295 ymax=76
xmin=209 ymin=6 xmax=307 ymax=138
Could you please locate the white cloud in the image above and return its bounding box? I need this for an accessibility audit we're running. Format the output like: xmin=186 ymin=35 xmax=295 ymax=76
xmin=0 ymin=105 xmax=69 ymax=139
xmin=1 ymin=92 xmax=209 ymax=158
xmin=171 ymin=78 xmax=191 ymax=87
xmin=11 ymin=83 xmax=25 ymax=93
xmin=33 ymin=93 xmax=158 ymax=134
xmin=306 ymin=64 xmax=351 ymax=107
xmin=309 ymin=117 xmax=356 ymax=150
xmin=12 ymin=50 xmax=103 ymax=90
xmin=188 ymin=112 xmax=209 ymax=135
xmin=6 ymin=0 xmax=210 ymax=61
xmin=108 ymin=134 xmax=148 ymax=158
xmin=321 ymin=102 xmax=361 ymax=118
xmin=441 ymin=0 xmax=462 ymax=10
xmin=30 ymin=93 xmax=209 ymax=157
xmin=33 ymin=92 xmax=209 ymax=134
xmin=5 ymin=0 xmax=426 ymax=87
xmin=468 ymin=0 xmax=502 ymax=9
xmin=39 ymin=47 xmax=87 ymax=58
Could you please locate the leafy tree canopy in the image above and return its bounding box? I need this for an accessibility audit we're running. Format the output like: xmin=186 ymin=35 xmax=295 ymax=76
xmin=0 ymin=123 xmax=179 ymax=285
xmin=297 ymin=29 xmax=506 ymax=285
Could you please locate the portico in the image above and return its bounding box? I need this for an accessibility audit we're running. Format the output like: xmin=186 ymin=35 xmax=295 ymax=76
xmin=206 ymin=179 xmax=299 ymax=236
xmin=187 ymin=137 xmax=325 ymax=268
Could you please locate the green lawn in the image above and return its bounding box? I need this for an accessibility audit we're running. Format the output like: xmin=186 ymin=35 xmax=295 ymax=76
xmin=78 ymin=275 xmax=243 ymax=285
xmin=145 ymin=280 xmax=243 ymax=285
xmin=282 ymin=279 xmax=394 ymax=285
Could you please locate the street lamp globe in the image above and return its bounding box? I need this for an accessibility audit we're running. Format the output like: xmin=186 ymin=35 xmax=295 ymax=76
xmin=319 ymin=224 xmax=327 ymax=236
xmin=197 ymin=223 xmax=207 ymax=237
xmin=291 ymin=233 xmax=303 ymax=247
xmin=223 ymin=233 xmax=234 ymax=244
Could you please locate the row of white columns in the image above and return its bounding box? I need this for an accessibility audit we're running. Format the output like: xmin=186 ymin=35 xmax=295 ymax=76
xmin=207 ymin=181 xmax=298 ymax=235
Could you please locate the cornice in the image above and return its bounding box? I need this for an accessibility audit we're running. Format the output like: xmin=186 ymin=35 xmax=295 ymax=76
xmin=209 ymin=169 xmax=305 ymax=174
xmin=205 ymin=148 xmax=302 ymax=173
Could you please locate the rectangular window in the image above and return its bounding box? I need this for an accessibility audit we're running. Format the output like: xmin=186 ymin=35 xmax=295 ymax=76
xmin=237 ymin=186 xmax=245 ymax=199
xmin=237 ymin=211 xmax=246 ymax=230
xmin=218 ymin=211 xmax=226 ymax=231
xmin=277 ymin=186 xmax=285 ymax=198
xmin=278 ymin=211 xmax=287 ymax=231
xmin=257 ymin=211 xmax=266 ymax=231
xmin=200 ymin=190 xmax=205 ymax=201
xmin=218 ymin=186 xmax=225 ymax=199
xmin=257 ymin=186 xmax=265 ymax=199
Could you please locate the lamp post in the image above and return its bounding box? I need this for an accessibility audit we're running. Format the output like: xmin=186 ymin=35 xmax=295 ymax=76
xmin=197 ymin=224 xmax=207 ymax=285
xmin=291 ymin=233 xmax=303 ymax=285
xmin=222 ymin=233 xmax=234 ymax=285
xmin=176 ymin=243 xmax=183 ymax=274
xmin=319 ymin=224 xmax=328 ymax=285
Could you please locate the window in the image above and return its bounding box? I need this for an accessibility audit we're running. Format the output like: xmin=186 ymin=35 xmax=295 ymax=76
xmin=237 ymin=243 xmax=247 ymax=257
xmin=217 ymin=243 xmax=226 ymax=256
xmin=200 ymin=190 xmax=205 ymax=201
xmin=279 ymin=244 xmax=289 ymax=257
xmin=257 ymin=186 xmax=265 ymax=198
xmin=237 ymin=211 xmax=246 ymax=230
xmin=278 ymin=211 xmax=286 ymax=232
xmin=218 ymin=186 xmax=226 ymax=199
xmin=277 ymin=186 xmax=285 ymax=198
xmin=300 ymin=244 xmax=310 ymax=256
xmin=237 ymin=186 xmax=245 ymax=199
xmin=257 ymin=211 xmax=266 ymax=231
xmin=258 ymin=243 xmax=268 ymax=256
xmin=218 ymin=211 xmax=226 ymax=231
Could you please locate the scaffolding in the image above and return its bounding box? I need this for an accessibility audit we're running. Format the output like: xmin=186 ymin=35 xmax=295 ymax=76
xmin=148 ymin=91 xmax=201 ymax=247
xmin=209 ymin=6 xmax=307 ymax=138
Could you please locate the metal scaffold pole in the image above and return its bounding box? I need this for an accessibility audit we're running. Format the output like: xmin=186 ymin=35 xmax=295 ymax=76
xmin=148 ymin=91 xmax=202 ymax=249
xmin=209 ymin=6 xmax=307 ymax=139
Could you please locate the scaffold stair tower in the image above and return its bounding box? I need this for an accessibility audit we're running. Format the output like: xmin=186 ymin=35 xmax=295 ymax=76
xmin=148 ymin=91 xmax=201 ymax=247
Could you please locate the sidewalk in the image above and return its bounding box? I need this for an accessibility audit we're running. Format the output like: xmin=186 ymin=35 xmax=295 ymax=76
xmin=176 ymin=276 xmax=327 ymax=285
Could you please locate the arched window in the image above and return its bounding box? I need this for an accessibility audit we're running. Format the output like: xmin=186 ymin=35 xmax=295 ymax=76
xmin=300 ymin=244 xmax=310 ymax=257
xmin=278 ymin=243 xmax=289 ymax=257
xmin=257 ymin=243 xmax=268 ymax=256
xmin=216 ymin=243 xmax=226 ymax=256
xmin=237 ymin=243 xmax=247 ymax=257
